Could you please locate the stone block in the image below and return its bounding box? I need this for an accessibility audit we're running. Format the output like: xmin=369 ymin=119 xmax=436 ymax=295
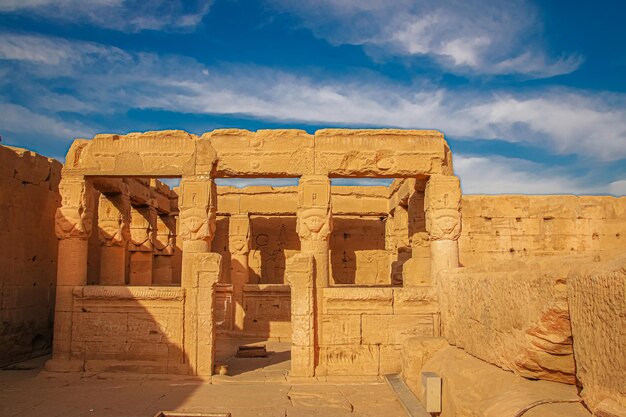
xmin=379 ymin=344 xmax=403 ymax=375
xmin=362 ymin=314 xmax=435 ymax=345
xmin=321 ymin=344 xmax=380 ymax=376
xmin=72 ymin=312 xmax=128 ymax=342
xmin=393 ymin=287 xmax=438 ymax=314
xmin=529 ymin=196 xmax=579 ymax=218
xmin=480 ymin=195 xmax=530 ymax=218
xmin=322 ymin=287 xmax=393 ymax=315
xmin=67 ymin=130 xmax=199 ymax=176
xmin=438 ymin=265 xmax=577 ymax=383
xmin=460 ymin=196 xmax=482 ymax=218
xmin=291 ymin=314 xmax=314 ymax=346
xmin=207 ymin=129 xmax=314 ymax=177
xmin=568 ymin=257 xmax=626 ymax=412
xmin=314 ymin=129 xmax=449 ymax=177
xmin=291 ymin=345 xmax=315 ymax=377
xmin=320 ymin=314 xmax=361 ymax=345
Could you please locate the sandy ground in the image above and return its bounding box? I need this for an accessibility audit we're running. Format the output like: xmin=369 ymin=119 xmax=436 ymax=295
xmin=0 ymin=347 xmax=407 ymax=417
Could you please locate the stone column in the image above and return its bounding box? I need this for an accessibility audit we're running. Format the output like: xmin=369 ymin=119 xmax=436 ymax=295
xmin=286 ymin=253 xmax=315 ymax=377
xmin=128 ymin=204 xmax=157 ymax=285
xmin=153 ymin=214 xmax=176 ymax=285
xmin=228 ymin=214 xmax=251 ymax=332
xmin=296 ymin=175 xmax=332 ymax=376
xmin=179 ymin=175 xmax=220 ymax=376
xmin=46 ymin=176 xmax=94 ymax=372
xmin=98 ymin=192 xmax=130 ymax=285
xmin=391 ymin=205 xmax=411 ymax=285
xmin=404 ymin=184 xmax=431 ymax=286
xmin=425 ymin=175 xmax=462 ymax=282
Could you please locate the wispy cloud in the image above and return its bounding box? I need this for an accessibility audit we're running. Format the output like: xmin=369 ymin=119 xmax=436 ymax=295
xmin=0 ymin=0 xmax=212 ymax=32
xmin=0 ymin=102 xmax=95 ymax=140
xmin=455 ymin=154 xmax=624 ymax=196
xmin=267 ymin=0 xmax=583 ymax=77
xmin=1 ymin=33 xmax=624 ymax=163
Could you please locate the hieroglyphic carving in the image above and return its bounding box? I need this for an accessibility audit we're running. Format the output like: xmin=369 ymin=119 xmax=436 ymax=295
xmin=228 ymin=214 xmax=251 ymax=255
xmin=178 ymin=177 xmax=217 ymax=243
xmin=427 ymin=208 xmax=462 ymax=241
xmin=297 ymin=207 xmax=332 ymax=241
xmin=98 ymin=193 xmax=130 ymax=246
xmin=425 ymin=175 xmax=462 ymax=241
xmin=55 ymin=177 xmax=94 ymax=240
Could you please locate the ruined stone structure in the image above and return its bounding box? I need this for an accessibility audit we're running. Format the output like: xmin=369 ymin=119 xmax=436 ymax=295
xmin=0 ymin=146 xmax=61 ymax=367
xmin=1 ymin=128 xmax=624 ymax=417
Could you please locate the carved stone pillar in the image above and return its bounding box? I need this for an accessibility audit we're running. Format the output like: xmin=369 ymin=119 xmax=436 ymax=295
xmin=286 ymin=253 xmax=315 ymax=377
xmin=128 ymin=204 xmax=157 ymax=286
xmin=404 ymin=185 xmax=431 ymax=286
xmin=296 ymin=175 xmax=331 ymax=376
xmin=98 ymin=192 xmax=130 ymax=285
xmin=153 ymin=214 xmax=176 ymax=285
xmin=228 ymin=214 xmax=251 ymax=332
xmin=46 ymin=176 xmax=94 ymax=372
xmin=391 ymin=205 xmax=411 ymax=285
xmin=297 ymin=175 xmax=332 ymax=286
xmin=425 ymin=175 xmax=462 ymax=282
xmin=179 ymin=175 xmax=219 ymax=376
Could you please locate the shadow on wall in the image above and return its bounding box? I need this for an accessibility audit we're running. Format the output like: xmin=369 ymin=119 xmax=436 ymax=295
xmin=249 ymin=216 xmax=300 ymax=285
xmin=331 ymin=217 xmax=388 ymax=285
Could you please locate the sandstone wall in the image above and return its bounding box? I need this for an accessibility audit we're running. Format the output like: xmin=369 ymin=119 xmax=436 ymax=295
xmin=460 ymin=195 xmax=626 ymax=266
xmin=70 ymin=286 xmax=186 ymax=374
xmin=437 ymin=257 xmax=598 ymax=384
xmin=319 ymin=286 xmax=439 ymax=376
xmin=0 ymin=145 xmax=61 ymax=367
xmin=568 ymin=257 xmax=626 ymax=414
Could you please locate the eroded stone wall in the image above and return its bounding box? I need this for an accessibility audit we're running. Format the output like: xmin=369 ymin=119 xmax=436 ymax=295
xmin=0 ymin=146 xmax=61 ymax=366
xmin=460 ymin=195 xmax=626 ymax=265
xmin=437 ymin=258 xmax=591 ymax=383
xmin=568 ymin=256 xmax=626 ymax=414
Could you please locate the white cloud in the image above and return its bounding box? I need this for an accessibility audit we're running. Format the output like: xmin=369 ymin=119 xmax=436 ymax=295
xmin=455 ymin=154 xmax=625 ymax=196
xmin=0 ymin=102 xmax=95 ymax=139
xmin=608 ymin=180 xmax=626 ymax=196
xmin=1 ymin=33 xmax=625 ymax=163
xmin=0 ymin=0 xmax=212 ymax=32
xmin=267 ymin=0 xmax=582 ymax=77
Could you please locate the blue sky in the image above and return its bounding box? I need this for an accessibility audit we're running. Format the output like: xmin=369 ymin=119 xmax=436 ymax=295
xmin=0 ymin=0 xmax=625 ymax=195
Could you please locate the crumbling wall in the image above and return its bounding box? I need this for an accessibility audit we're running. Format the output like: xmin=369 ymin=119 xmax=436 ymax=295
xmin=568 ymin=256 xmax=626 ymax=414
xmin=436 ymin=257 xmax=600 ymax=384
xmin=460 ymin=195 xmax=626 ymax=266
xmin=0 ymin=145 xmax=62 ymax=366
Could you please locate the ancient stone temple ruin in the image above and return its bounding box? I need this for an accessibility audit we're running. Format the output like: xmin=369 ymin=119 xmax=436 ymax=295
xmin=1 ymin=129 xmax=624 ymax=417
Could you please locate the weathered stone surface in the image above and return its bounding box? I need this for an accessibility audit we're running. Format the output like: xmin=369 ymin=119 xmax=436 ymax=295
xmin=65 ymin=130 xmax=206 ymax=176
xmin=460 ymin=195 xmax=626 ymax=266
xmin=418 ymin=344 xmax=586 ymax=417
xmin=207 ymin=128 xmax=314 ymax=177
xmin=568 ymin=257 xmax=626 ymax=413
xmin=0 ymin=146 xmax=61 ymax=367
xmin=314 ymin=129 xmax=452 ymax=177
xmin=438 ymin=260 xmax=581 ymax=383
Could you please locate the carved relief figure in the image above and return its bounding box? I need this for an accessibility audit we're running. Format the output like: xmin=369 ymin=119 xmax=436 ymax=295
xmin=98 ymin=195 xmax=130 ymax=246
xmin=297 ymin=207 xmax=332 ymax=241
xmin=179 ymin=206 xmax=216 ymax=242
xmin=427 ymin=208 xmax=461 ymax=241
xmin=55 ymin=179 xmax=94 ymax=240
